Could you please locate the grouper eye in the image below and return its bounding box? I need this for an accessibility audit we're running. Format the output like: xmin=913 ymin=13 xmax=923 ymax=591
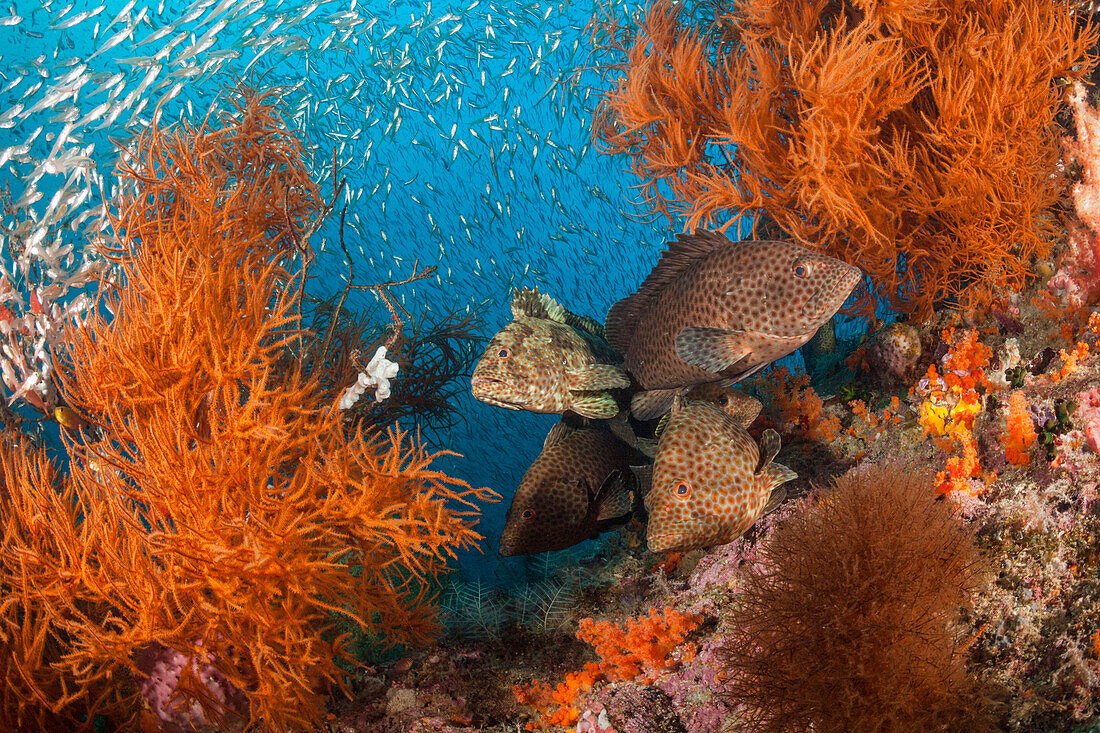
xmin=719 ymin=395 xmax=730 ymax=406
xmin=521 ymin=508 xmax=534 ymax=519
xmin=674 ymin=481 xmax=691 ymax=498
xmin=793 ymin=261 xmax=810 ymax=278
xmin=498 ymin=347 xmax=511 ymax=358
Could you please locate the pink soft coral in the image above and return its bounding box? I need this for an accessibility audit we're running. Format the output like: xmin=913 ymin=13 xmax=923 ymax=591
xmin=1075 ymin=387 xmax=1100 ymax=453
xmin=1051 ymin=82 xmax=1100 ymax=306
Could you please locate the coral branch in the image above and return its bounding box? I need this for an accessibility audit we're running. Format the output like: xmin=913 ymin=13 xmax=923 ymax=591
xmin=591 ymin=0 xmax=1098 ymax=319
xmin=2 ymin=86 xmax=494 ymax=731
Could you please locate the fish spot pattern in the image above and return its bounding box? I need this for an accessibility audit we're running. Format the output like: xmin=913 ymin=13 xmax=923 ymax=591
xmin=606 ymin=234 xmax=861 ymax=393
xmin=646 ymin=402 xmax=782 ymax=552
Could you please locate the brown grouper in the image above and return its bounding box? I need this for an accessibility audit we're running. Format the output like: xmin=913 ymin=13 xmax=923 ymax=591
xmin=642 ymin=399 xmax=796 ymax=553
xmin=499 ymin=421 xmax=637 ymax=556
xmin=605 ymin=232 xmax=861 ymax=419
xmin=472 ymin=288 xmax=630 ymax=419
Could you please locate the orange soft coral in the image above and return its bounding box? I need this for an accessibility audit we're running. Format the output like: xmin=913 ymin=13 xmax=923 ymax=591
xmin=3 ymin=88 xmax=494 ymax=731
xmin=1051 ymin=342 xmax=1090 ymax=382
xmin=917 ymin=329 xmax=993 ymax=445
xmin=939 ymin=329 xmax=994 ymax=390
xmin=746 ymin=366 xmax=841 ymax=444
xmin=936 ymin=431 xmax=987 ymax=496
xmin=515 ymin=607 xmax=702 ymax=728
xmin=577 ymin=606 xmax=703 ymax=683
xmin=515 ymin=662 xmax=605 ymax=730
xmin=1003 ymin=391 xmax=1037 ymax=466
xmin=591 ymin=0 xmax=1097 ymax=319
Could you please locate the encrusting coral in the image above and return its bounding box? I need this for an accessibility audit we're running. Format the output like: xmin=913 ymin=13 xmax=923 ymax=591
xmin=0 ymin=88 xmax=494 ymax=731
xmin=591 ymin=0 xmax=1097 ymax=318
xmin=718 ymin=461 xmax=996 ymax=733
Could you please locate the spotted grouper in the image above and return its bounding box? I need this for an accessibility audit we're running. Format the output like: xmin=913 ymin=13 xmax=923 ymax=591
xmin=605 ymin=232 xmax=861 ymax=419
xmin=472 ymin=288 xmax=630 ymax=419
xmin=642 ymin=399 xmax=796 ymax=553
xmin=684 ymin=383 xmax=762 ymax=427
xmin=499 ymin=421 xmax=637 ymax=556
xmin=632 ymin=385 xmax=762 ymax=459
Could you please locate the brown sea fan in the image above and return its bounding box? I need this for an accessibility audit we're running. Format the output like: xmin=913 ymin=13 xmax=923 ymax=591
xmin=718 ymin=462 xmax=996 ymax=732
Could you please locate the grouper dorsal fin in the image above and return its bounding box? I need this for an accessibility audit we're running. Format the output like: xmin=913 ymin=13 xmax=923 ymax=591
xmin=543 ymin=420 xmax=576 ymax=450
xmin=512 ymin=287 xmax=567 ymax=322
xmin=513 ymin=288 xmax=609 ymax=340
xmin=605 ymin=230 xmax=735 ymax=353
xmin=564 ymin=312 xmax=607 ymax=340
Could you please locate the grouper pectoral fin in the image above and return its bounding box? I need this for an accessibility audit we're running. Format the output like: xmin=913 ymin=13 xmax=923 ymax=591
xmin=629 ymin=463 xmax=653 ymax=501
xmin=761 ymin=485 xmax=787 ymax=516
xmin=607 ymin=409 xmax=639 ymax=447
xmin=593 ymin=470 xmax=634 ymax=522
xmin=570 ymin=391 xmax=620 ymax=419
xmin=760 ymin=461 xmax=797 ymax=495
xmin=675 ymin=326 xmax=753 ymax=374
xmin=630 ymin=387 xmax=683 ymax=420
xmin=635 ymin=437 xmax=658 ymax=459
xmin=567 ymin=363 xmax=631 ymax=391
xmin=756 ymin=428 xmax=781 ymax=473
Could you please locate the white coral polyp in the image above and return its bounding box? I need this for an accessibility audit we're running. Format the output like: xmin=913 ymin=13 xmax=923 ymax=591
xmin=338 ymin=345 xmax=400 ymax=410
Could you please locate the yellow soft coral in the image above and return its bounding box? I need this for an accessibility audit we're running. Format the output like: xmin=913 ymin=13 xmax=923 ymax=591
xmin=918 ymin=329 xmax=991 ymax=445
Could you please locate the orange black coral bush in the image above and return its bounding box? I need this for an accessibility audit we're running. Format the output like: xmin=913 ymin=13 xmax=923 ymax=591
xmin=591 ymin=0 xmax=1097 ymax=319
xmin=718 ymin=461 xmax=995 ymax=732
xmin=0 ymin=89 xmax=493 ymax=731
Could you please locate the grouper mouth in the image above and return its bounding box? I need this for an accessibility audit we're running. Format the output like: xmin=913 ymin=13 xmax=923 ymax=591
xmin=470 ymin=376 xmax=525 ymax=409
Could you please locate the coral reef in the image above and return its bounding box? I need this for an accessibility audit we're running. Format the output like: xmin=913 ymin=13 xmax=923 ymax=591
xmin=591 ymin=0 xmax=1097 ymax=318
xmin=323 ymin=31 xmax=1100 ymax=730
xmin=0 ymin=89 xmax=493 ymax=731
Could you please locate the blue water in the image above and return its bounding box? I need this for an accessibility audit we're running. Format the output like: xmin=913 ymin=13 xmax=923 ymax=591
xmin=0 ymin=0 xmax=859 ymax=584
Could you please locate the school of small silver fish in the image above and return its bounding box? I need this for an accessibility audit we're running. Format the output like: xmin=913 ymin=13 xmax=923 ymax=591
xmin=499 ymin=420 xmax=636 ymax=556
xmin=0 ymin=0 xmax=668 ymax=507
xmin=0 ymin=0 xmax=662 ymax=314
